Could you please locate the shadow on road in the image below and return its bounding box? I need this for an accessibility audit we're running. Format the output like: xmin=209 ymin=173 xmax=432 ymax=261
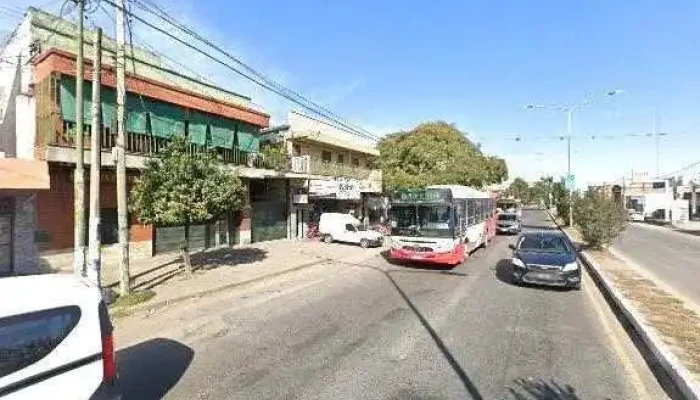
xmin=337 ymin=260 xmax=484 ymax=400
xmin=117 ymin=338 xmax=194 ymax=400
xmin=507 ymin=378 xmax=589 ymax=400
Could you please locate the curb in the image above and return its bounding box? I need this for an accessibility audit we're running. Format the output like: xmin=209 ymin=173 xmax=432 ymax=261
xmin=547 ymin=211 xmax=700 ymax=400
xmin=113 ymin=257 xmax=332 ymax=316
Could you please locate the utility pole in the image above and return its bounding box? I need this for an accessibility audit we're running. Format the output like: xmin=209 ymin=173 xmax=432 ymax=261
xmin=87 ymin=28 xmax=103 ymax=287
xmin=73 ymin=0 xmax=86 ymax=277
xmin=115 ymin=0 xmax=131 ymax=295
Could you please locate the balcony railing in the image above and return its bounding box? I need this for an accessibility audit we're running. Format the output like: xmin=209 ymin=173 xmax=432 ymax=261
xmin=290 ymin=156 xmax=373 ymax=180
xmin=49 ymin=121 xmax=288 ymax=170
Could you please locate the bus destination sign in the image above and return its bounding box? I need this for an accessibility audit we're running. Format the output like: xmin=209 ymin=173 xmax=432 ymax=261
xmin=392 ymin=188 xmax=452 ymax=203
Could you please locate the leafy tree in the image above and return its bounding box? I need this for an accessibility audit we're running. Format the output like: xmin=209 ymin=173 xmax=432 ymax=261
xmin=573 ymin=192 xmax=628 ymax=248
xmin=505 ymin=177 xmax=530 ymax=201
xmin=130 ymin=136 xmax=246 ymax=276
xmin=378 ymin=121 xmax=508 ymax=191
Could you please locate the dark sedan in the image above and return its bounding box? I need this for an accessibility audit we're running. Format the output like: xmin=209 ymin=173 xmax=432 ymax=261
xmin=508 ymin=231 xmax=581 ymax=290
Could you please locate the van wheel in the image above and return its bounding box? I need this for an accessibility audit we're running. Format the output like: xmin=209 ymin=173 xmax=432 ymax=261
xmin=360 ymin=239 xmax=369 ymax=248
xmin=323 ymin=235 xmax=333 ymax=244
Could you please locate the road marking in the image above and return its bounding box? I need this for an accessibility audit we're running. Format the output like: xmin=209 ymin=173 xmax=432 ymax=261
xmin=582 ymin=270 xmax=652 ymax=400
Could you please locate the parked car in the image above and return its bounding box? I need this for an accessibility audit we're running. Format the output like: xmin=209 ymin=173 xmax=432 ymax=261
xmin=627 ymin=209 xmax=645 ymax=222
xmin=497 ymin=212 xmax=521 ymax=234
xmin=319 ymin=213 xmax=383 ymax=248
xmin=0 ymin=275 xmax=120 ymax=400
xmin=509 ymin=231 xmax=581 ymax=290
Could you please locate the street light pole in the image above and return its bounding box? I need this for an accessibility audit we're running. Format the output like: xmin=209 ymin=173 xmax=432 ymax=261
xmin=566 ymin=108 xmax=573 ymax=227
xmin=525 ymin=90 xmax=622 ymax=227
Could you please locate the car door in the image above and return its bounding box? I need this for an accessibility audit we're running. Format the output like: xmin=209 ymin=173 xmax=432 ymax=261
xmin=342 ymin=223 xmax=360 ymax=243
xmin=0 ymin=278 xmax=106 ymax=400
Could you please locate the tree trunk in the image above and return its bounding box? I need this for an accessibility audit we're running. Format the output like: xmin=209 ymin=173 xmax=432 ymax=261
xmin=181 ymin=223 xmax=193 ymax=278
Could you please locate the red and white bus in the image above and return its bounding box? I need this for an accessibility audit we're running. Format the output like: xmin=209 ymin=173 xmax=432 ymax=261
xmin=388 ymin=185 xmax=497 ymax=266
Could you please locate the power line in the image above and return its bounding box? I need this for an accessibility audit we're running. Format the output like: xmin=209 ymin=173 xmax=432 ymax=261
xmin=102 ymin=0 xmax=378 ymax=141
xmin=511 ymin=131 xmax=695 ymax=142
xmin=132 ymin=0 xmax=377 ymax=140
xmin=134 ymin=0 xmax=378 ymax=139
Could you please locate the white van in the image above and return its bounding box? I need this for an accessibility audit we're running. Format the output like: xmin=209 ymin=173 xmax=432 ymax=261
xmin=319 ymin=213 xmax=383 ymax=248
xmin=0 ymin=275 xmax=120 ymax=400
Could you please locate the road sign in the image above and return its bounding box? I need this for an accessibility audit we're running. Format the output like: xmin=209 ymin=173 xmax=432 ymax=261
xmin=565 ymin=174 xmax=576 ymax=191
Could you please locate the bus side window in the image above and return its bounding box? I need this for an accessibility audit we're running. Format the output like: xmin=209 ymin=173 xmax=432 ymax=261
xmin=467 ymin=199 xmax=476 ymax=226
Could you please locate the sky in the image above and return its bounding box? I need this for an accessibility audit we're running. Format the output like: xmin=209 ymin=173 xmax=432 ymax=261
xmin=3 ymin=0 xmax=700 ymax=187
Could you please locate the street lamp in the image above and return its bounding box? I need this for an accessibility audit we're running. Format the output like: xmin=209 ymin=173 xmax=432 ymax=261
xmin=525 ymin=89 xmax=623 ymax=226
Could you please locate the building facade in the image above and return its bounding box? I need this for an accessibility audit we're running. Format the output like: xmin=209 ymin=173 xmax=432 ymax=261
xmin=0 ymin=8 xmax=311 ymax=273
xmin=262 ymin=110 xmax=385 ymax=238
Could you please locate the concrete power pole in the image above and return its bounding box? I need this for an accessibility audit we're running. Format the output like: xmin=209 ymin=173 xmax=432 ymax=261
xmin=115 ymin=0 xmax=131 ymax=295
xmin=87 ymin=28 xmax=102 ymax=287
xmin=73 ymin=0 xmax=86 ymax=277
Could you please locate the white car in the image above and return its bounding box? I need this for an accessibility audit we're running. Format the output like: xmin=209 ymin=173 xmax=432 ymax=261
xmin=319 ymin=213 xmax=383 ymax=248
xmin=0 ymin=275 xmax=120 ymax=399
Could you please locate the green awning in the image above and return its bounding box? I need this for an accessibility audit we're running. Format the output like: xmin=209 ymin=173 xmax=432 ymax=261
xmin=188 ymin=112 xmax=209 ymax=145
xmin=210 ymin=118 xmax=235 ymax=149
xmin=101 ymin=88 xmax=116 ymax=130
xmin=237 ymin=122 xmax=260 ymax=153
xmin=125 ymin=95 xmax=149 ymax=135
xmin=60 ymin=78 xmax=118 ymax=129
xmin=150 ymin=101 xmax=185 ymax=139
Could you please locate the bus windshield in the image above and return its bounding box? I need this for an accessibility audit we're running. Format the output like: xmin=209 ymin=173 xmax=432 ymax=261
xmin=390 ymin=204 xmax=454 ymax=238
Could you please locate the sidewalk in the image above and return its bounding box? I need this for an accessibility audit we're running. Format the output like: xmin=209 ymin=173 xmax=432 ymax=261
xmin=555 ymin=219 xmax=700 ymax=398
xmin=107 ymin=239 xmax=385 ymax=316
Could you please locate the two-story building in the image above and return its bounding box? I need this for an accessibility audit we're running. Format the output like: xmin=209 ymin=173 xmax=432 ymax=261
xmin=262 ymin=110 xmax=385 ymax=237
xmin=0 ymin=8 xmax=310 ymax=273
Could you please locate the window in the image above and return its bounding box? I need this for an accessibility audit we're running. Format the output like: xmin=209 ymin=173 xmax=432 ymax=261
xmin=475 ymin=199 xmax=484 ymax=223
xmin=293 ymin=144 xmax=301 ymax=156
xmin=0 ymin=306 xmax=81 ymax=378
xmin=467 ymin=200 xmax=476 ymax=226
xmin=337 ymin=154 xmax=345 ymax=164
xmin=351 ymin=157 xmax=360 ymax=167
xmin=322 ymin=151 xmax=332 ymax=163
xmin=345 ymin=223 xmax=356 ymax=232
xmin=652 ymin=181 xmax=665 ymax=189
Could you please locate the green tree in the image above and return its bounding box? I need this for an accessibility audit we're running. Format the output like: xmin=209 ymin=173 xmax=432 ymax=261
xmin=378 ymin=121 xmax=508 ymax=191
xmin=505 ymin=177 xmax=530 ymax=201
xmin=130 ymin=136 xmax=246 ymax=276
xmin=573 ymin=192 xmax=628 ymax=248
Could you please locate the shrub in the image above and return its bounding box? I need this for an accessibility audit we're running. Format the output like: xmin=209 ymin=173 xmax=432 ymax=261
xmin=573 ymin=193 xmax=628 ymax=248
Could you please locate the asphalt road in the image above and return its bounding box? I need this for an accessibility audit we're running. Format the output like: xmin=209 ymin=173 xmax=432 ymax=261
xmin=614 ymin=223 xmax=700 ymax=307
xmin=115 ymin=210 xmax=670 ymax=400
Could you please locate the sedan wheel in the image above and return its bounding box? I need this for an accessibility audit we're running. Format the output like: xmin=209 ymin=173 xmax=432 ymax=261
xmin=360 ymin=239 xmax=369 ymax=248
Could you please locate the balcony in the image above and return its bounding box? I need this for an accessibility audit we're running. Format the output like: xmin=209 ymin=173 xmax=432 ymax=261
xmin=290 ymin=156 xmax=374 ymax=180
xmin=44 ymin=121 xmax=286 ymax=171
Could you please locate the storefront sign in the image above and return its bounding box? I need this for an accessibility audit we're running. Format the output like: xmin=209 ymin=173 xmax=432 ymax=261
xmin=308 ymin=178 xmax=361 ymax=200
xmin=293 ymin=194 xmax=309 ymax=204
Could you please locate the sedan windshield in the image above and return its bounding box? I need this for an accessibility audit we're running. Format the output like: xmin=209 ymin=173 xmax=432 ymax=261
xmin=517 ymin=235 xmax=572 ymax=253
xmin=390 ymin=204 xmax=453 ymax=237
xmin=498 ymin=214 xmax=517 ymax=221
